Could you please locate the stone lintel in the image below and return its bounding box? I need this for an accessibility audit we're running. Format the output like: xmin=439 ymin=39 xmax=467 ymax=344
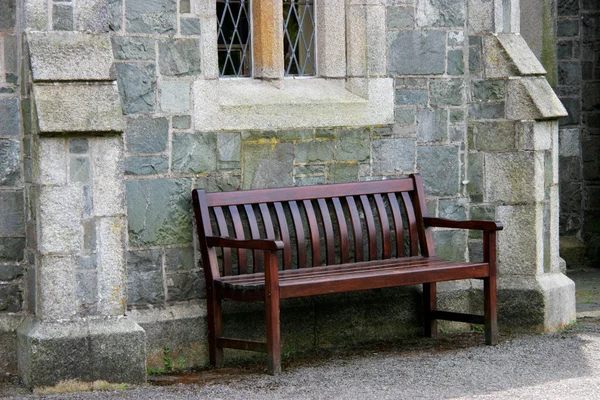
xmin=28 ymin=32 xmax=116 ymax=82
xmin=17 ymin=316 xmax=146 ymax=388
xmin=33 ymin=83 xmax=125 ymax=134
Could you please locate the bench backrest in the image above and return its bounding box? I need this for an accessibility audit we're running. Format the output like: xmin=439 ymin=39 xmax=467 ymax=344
xmin=193 ymin=173 xmax=435 ymax=282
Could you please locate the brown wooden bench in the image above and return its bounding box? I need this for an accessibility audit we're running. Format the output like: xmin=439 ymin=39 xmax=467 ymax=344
xmin=192 ymin=173 xmax=503 ymax=374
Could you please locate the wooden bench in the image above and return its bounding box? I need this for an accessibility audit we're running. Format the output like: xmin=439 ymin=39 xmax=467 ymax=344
xmin=192 ymin=173 xmax=503 ymax=374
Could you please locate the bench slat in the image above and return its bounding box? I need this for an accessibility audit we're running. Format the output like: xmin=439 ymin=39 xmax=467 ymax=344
xmin=374 ymin=194 xmax=391 ymax=259
xmin=213 ymin=206 xmax=232 ymax=275
xmin=274 ymin=202 xmax=293 ymax=270
xmin=317 ymin=198 xmax=336 ymax=265
xmin=401 ymin=192 xmax=419 ymax=256
xmin=229 ymin=205 xmax=247 ymax=274
xmin=289 ymin=201 xmax=307 ymax=268
xmin=332 ymin=197 xmax=350 ymax=264
xmin=387 ymin=193 xmax=405 ymax=258
xmin=303 ymin=200 xmax=321 ymax=268
xmin=360 ymin=195 xmax=377 ymax=260
xmin=245 ymin=204 xmax=264 ymax=272
xmin=346 ymin=196 xmax=363 ymax=262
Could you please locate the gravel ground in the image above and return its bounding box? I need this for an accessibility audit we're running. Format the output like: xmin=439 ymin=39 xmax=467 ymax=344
xmin=2 ymin=316 xmax=600 ymax=400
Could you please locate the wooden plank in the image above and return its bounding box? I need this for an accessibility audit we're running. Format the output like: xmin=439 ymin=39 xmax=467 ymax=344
xmin=360 ymin=195 xmax=377 ymax=260
xmin=374 ymin=194 xmax=391 ymax=259
xmin=316 ymin=199 xmax=335 ymax=265
xmin=274 ymin=202 xmax=293 ymax=270
xmin=303 ymin=200 xmax=321 ymax=268
xmin=205 ymin=178 xmax=415 ymax=206
xmin=411 ymin=174 xmax=436 ymax=257
xmin=289 ymin=201 xmax=307 ymax=268
xmin=332 ymin=197 xmax=349 ymax=264
xmin=216 ymin=338 xmax=267 ymax=353
xmin=245 ymin=204 xmax=264 ymax=272
xmin=401 ymin=192 xmax=419 ymax=256
xmin=192 ymin=189 xmax=220 ymax=281
xmin=213 ymin=207 xmax=232 ymax=276
xmin=260 ymin=203 xmax=276 ymax=238
xmin=430 ymin=310 xmax=485 ymax=325
xmin=387 ymin=192 xmax=405 ymax=258
xmin=346 ymin=196 xmax=363 ymax=262
xmin=229 ymin=205 xmax=247 ymax=274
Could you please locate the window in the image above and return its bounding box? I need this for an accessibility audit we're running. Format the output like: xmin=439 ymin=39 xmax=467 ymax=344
xmin=216 ymin=0 xmax=316 ymax=78
xmin=195 ymin=0 xmax=394 ymax=131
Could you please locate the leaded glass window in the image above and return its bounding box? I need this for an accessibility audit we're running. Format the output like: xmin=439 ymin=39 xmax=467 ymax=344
xmin=217 ymin=0 xmax=252 ymax=77
xmin=283 ymin=0 xmax=316 ymax=76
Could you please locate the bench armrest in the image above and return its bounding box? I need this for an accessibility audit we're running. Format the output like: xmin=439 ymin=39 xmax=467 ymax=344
xmin=424 ymin=217 xmax=503 ymax=231
xmin=205 ymin=236 xmax=284 ymax=251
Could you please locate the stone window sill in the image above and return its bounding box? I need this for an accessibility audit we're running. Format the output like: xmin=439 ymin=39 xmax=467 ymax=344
xmin=193 ymin=77 xmax=394 ymax=131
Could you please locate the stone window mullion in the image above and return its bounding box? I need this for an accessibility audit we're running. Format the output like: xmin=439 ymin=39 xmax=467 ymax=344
xmin=252 ymin=0 xmax=284 ymax=80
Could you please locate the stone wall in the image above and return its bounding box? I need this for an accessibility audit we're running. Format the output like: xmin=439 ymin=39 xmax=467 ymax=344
xmin=1 ymin=0 xmax=576 ymax=387
xmin=556 ymin=0 xmax=600 ymax=266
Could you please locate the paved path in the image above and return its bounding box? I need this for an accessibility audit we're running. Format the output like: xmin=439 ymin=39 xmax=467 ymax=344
xmin=2 ymin=316 xmax=600 ymax=400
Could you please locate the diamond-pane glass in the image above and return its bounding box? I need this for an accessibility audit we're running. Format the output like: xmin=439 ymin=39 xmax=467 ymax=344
xmin=217 ymin=0 xmax=252 ymax=77
xmin=283 ymin=0 xmax=316 ymax=76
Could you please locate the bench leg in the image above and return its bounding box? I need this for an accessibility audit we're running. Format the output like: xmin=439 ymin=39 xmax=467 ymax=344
xmin=484 ymin=276 xmax=498 ymax=345
xmin=265 ymin=290 xmax=281 ymax=375
xmin=207 ymin=289 xmax=223 ymax=367
xmin=423 ymin=282 xmax=438 ymax=337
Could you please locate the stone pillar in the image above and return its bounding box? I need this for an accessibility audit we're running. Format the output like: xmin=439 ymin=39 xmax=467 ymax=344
xmin=468 ymin=0 xmax=576 ymax=331
xmin=16 ymin=31 xmax=146 ymax=388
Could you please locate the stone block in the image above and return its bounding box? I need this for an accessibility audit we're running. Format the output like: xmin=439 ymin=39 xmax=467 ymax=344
xmin=172 ymin=133 xmax=217 ymax=174
xmin=0 ymin=191 xmax=24 ymax=236
xmin=126 ymin=249 xmax=164 ymax=305
xmin=17 ymin=317 xmax=146 ymax=388
xmin=125 ymin=156 xmax=169 ymax=176
xmin=70 ymin=139 xmax=89 ymax=154
xmin=472 ymin=80 xmax=505 ymax=101
xmin=296 ymin=141 xmax=335 ymax=164
xmin=165 ymin=246 xmax=195 ymax=271
xmin=557 ymin=19 xmax=579 ymax=37
xmin=112 ymin=37 xmax=155 ymax=60
xmin=0 ymin=284 xmax=21 ymax=312
xmin=108 ymin=0 xmax=122 ymax=31
xmin=372 ymin=138 xmax=414 ymax=174
xmin=468 ymin=120 xmax=517 ymax=152
xmin=387 ymin=6 xmax=414 ymax=29
xmin=396 ymin=109 xmax=415 ymax=125
xmin=468 ymin=102 xmax=505 ymax=119
xmin=557 ymin=41 xmax=573 ymax=60
xmin=449 ymin=126 xmax=465 ymax=142
xmin=0 ymin=0 xmax=16 ymax=29
xmin=433 ymin=230 xmax=467 ymax=261
xmin=0 ymin=139 xmax=21 ymax=187
xmin=33 ymin=84 xmax=124 ymax=133
xmin=126 ymin=178 xmax=192 ymax=247
xmin=0 ymin=238 xmax=25 ymax=264
xmin=28 ymin=32 xmax=115 ymax=82
xmin=447 ymin=49 xmax=464 ymax=75
xmin=416 ymin=146 xmax=459 ymax=196
xmin=3 ymin=35 xmax=17 ymax=75
xmin=0 ymin=97 xmax=19 ymax=137
xmin=38 ymin=186 xmax=83 ymax=254
xmin=35 ymin=137 xmax=67 ymax=185
xmin=76 ymin=271 xmax=98 ymax=312
xmin=73 ymin=0 xmax=111 ymax=31
xmin=559 ymin=0 xmax=579 ymax=16
xmin=416 ymin=0 xmax=465 ymax=28
xmin=430 ymin=79 xmax=465 ymax=106
xmin=173 ymin=116 xmax=191 ymax=130
xmin=496 ymin=205 xmax=542 ymax=276
xmin=582 ymin=82 xmax=600 ymax=111
xmin=181 ymin=17 xmax=201 ymax=35
xmin=180 ymin=0 xmax=191 ymax=13
xmin=115 ymin=63 xmax=156 ymax=114
xmin=96 ymin=217 xmax=127 ymax=315
xmin=335 ymin=129 xmax=371 ymax=162
xmin=243 ymin=143 xmax=293 ymax=189
xmin=37 ymin=255 xmax=78 ymax=319
xmin=395 ymin=89 xmax=427 ymax=105
xmin=439 ymin=198 xmax=468 ymax=220
xmin=160 ymin=80 xmax=191 ymax=113
xmin=69 ymin=157 xmax=90 ymax=183
xmin=559 ymin=156 xmax=582 ymax=183
xmin=558 ymin=61 xmax=582 ymax=85
xmin=159 ymin=39 xmax=201 ymax=76
xmin=484 ymin=152 xmax=542 ymax=204
xmin=166 ymin=272 xmax=204 ymax=301
xmin=467 ymin=0 xmax=494 ymax=33
xmin=327 ymin=163 xmax=359 ymax=183
xmin=52 ymin=4 xmax=73 ymax=30
xmin=23 ymin=0 xmax=48 ymax=31
xmin=416 ymin=109 xmax=447 ymax=143
xmin=448 ymin=31 xmax=465 ymax=46
xmin=388 ymin=30 xmax=446 ymax=75
xmin=126 ymin=117 xmax=168 ymax=153
xmin=90 ymin=136 xmax=125 ymax=217
xmin=126 ymin=0 xmax=176 ymax=34
xmin=217 ymin=133 xmax=241 ymax=164
xmin=195 ymin=175 xmax=241 ymax=193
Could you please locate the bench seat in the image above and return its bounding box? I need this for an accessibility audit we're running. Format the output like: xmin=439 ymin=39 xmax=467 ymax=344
xmin=215 ymin=257 xmax=490 ymax=300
